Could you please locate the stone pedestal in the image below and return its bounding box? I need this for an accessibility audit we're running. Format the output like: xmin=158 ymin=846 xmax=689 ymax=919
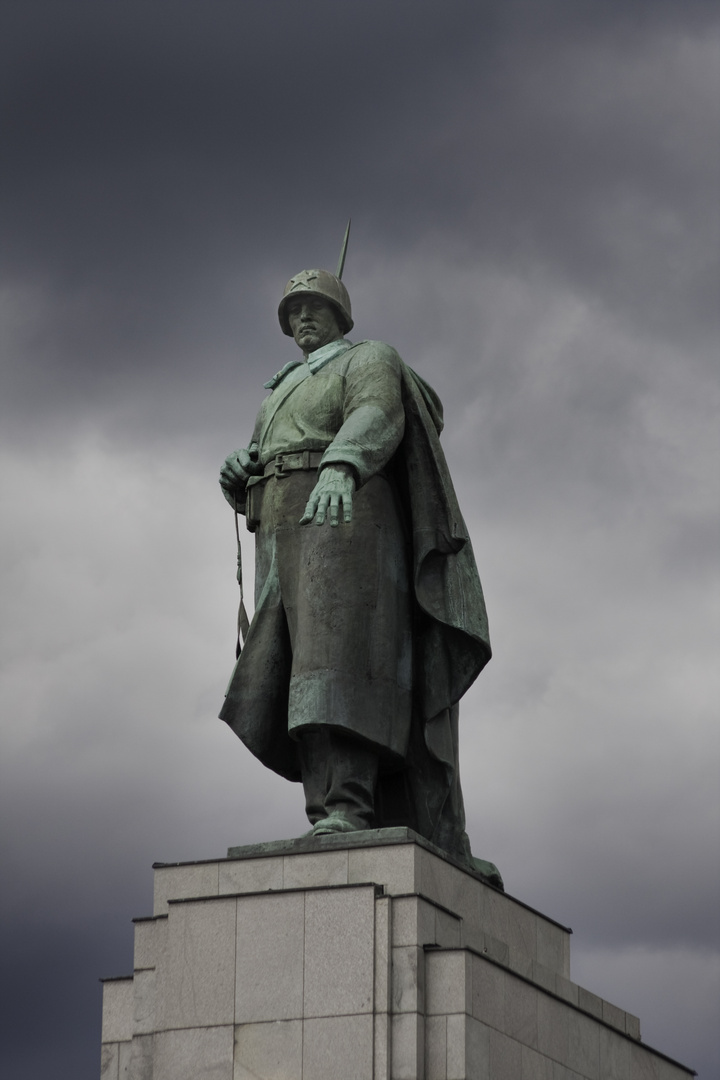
xmin=101 ymin=829 xmax=694 ymax=1079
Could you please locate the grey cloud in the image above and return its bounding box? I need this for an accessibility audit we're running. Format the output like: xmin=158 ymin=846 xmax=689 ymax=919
xmin=1 ymin=3 xmax=718 ymax=1077
xmin=2 ymin=2 xmax=716 ymax=350
xmin=0 ymin=922 xmax=111 ymax=1076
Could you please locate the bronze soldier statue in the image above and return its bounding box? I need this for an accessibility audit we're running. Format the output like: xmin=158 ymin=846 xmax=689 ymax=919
xmin=219 ymin=246 xmax=501 ymax=888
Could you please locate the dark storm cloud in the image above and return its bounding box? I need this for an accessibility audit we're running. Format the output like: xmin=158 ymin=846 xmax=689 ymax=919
xmin=1 ymin=0 xmax=717 ymax=447
xmin=1 ymin=921 xmax=110 ymax=1076
xmin=1 ymin=4 xmax=718 ymax=1078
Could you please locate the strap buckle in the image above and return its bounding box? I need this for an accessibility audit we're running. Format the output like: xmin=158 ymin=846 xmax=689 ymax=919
xmin=274 ymin=454 xmax=288 ymax=478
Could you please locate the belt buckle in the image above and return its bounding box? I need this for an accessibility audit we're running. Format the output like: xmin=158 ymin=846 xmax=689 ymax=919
xmin=274 ymin=454 xmax=288 ymax=478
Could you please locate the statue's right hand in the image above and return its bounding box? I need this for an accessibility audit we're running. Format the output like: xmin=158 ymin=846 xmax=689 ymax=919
xmin=219 ymin=447 xmax=262 ymax=497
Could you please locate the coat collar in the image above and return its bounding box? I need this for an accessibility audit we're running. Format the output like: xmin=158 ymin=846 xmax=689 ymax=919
xmin=307 ymin=337 xmax=354 ymax=373
xmin=263 ymin=338 xmax=353 ymax=389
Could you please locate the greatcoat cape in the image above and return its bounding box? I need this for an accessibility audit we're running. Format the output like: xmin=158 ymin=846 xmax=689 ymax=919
xmin=220 ymin=339 xmax=491 ymax=861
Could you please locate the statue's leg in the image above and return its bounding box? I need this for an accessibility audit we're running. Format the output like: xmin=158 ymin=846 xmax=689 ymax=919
xmin=297 ymin=729 xmax=379 ymax=832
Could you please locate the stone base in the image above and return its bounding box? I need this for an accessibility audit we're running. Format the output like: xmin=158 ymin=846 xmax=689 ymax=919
xmin=101 ymin=828 xmax=694 ymax=1079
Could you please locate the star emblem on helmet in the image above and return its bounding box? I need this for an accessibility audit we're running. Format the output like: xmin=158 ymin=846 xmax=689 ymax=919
xmin=288 ymin=273 xmax=318 ymax=291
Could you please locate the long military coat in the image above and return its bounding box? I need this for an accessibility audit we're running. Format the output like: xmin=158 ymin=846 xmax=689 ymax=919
xmin=220 ymin=337 xmax=491 ymax=852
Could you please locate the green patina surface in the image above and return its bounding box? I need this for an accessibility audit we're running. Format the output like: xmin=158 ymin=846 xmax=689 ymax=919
xmin=218 ymin=265 xmax=502 ymax=889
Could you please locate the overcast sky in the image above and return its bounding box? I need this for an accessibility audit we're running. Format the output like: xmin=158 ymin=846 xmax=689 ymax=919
xmin=0 ymin=2 xmax=718 ymax=1077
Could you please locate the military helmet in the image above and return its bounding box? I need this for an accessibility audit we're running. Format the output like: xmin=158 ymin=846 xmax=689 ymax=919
xmin=278 ymin=268 xmax=353 ymax=336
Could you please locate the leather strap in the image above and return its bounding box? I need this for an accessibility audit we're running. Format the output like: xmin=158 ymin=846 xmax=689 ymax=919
xmin=263 ymin=450 xmax=325 ymax=478
xmin=233 ymin=493 xmax=249 ymax=659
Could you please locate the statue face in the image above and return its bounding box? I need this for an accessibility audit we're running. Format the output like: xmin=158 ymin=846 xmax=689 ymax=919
xmin=286 ymin=296 xmax=342 ymax=354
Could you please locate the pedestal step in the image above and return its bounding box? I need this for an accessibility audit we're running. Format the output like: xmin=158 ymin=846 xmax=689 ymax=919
xmin=100 ymin=829 xmax=694 ymax=1079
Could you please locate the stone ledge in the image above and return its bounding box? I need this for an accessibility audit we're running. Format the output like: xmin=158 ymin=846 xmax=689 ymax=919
xmin=166 ymin=879 xmax=385 ymax=904
xmin=424 ymin=945 xmax=697 ymax=1075
xmin=392 ymin=889 xmax=467 ymax=921
xmin=153 ymin=827 xmax=572 ymax=933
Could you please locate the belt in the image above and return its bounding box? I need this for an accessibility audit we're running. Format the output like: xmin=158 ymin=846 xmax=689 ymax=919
xmin=263 ymin=450 xmax=325 ymax=478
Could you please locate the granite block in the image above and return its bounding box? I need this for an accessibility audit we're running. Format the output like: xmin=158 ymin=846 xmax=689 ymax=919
xmin=460 ymin=921 xmax=485 ymax=954
xmin=552 ymin=1065 xmax=584 ymax=1080
xmin=471 ymin=953 xmax=506 ymax=1030
xmin=538 ymin=994 xmax=570 ymax=1066
xmin=133 ymin=917 xmax=166 ymax=971
xmin=482 ymin=886 xmax=509 ymax=953
xmin=101 ymin=979 xmax=134 ymax=1044
xmin=132 ymin=968 xmax=156 ymax=1035
xmin=601 ymin=997 xmax=626 ymax=1033
xmin=233 ymin=1019 xmax=302 ymax=1079
xmin=153 ymin=862 xmax=219 ymax=915
xmin=218 ymin=856 xmax=283 ymax=895
xmin=521 ymin=1044 xmax=555 ymax=1080
xmin=129 ymin=1034 xmax=153 ymax=1080
xmin=282 ymin=849 xmax=348 ymax=889
xmin=628 ymin=1041 xmax=662 ymax=1080
xmin=157 ymin=897 xmax=236 ymax=1029
xmin=650 ymin=1050 xmax=694 ymax=1079
xmin=392 ymin=946 xmax=425 ymax=1013
xmin=463 ymin=1014 xmax=491 ymax=1078
xmin=625 ymin=1012 xmax=641 ymax=1041
xmin=480 ymin=931 xmax=509 ymax=967
xmin=374 ymin=894 xmax=392 ymax=1014
xmin=537 ymin=917 xmax=570 ymax=977
xmin=348 ymin=842 xmax=417 ymax=894
xmin=488 ymin=888 xmax=537 ymax=964
xmin=505 ymin=973 xmax=538 ymax=1048
xmin=445 ymin=1014 xmax=467 ymax=1080
xmin=235 ymin=891 xmax=304 ymax=1023
xmin=450 ymin=868 xmax=486 ymax=931
xmin=302 ymin=1014 xmax=374 ymax=1080
xmin=426 ymin=950 xmax=471 ymax=1016
xmin=444 ymin=1012 xmax=492 ymax=1079
xmin=436 ymin=907 xmax=462 ymax=948
xmin=568 ymin=1009 xmax=600 ymax=1079
xmin=489 ymin=1026 xmax=523 ymax=1080
xmin=555 ymin=974 xmax=579 ymax=1006
xmin=532 ymin=959 xmax=557 ymax=994
xmin=418 ymin=849 xmax=482 ymax=928
xmin=118 ymin=1039 xmax=131 ymax=1078
xmin=508 ymin=946 xmax=533 ymax=980
xmin=426 ymin=1014 xmax=448 ymax=1079
xmin=100 ymin=1043 xmax=118 ymax=1080
xmin=303 ymin=885 xmax=375 ymax=1018
xmin=391 ymin=1012 xmax=425 ymax=1080
xmin=374 ymin=1011 xmax=391 ymax=1080
xmin=561 ymin=931 xmax=572 ymax=982
xmin=392 ymin=895 xmax=437 ymax=947
xmin=416 ymin=848 xmax=458 ymax=912
xmin=153 ymin=1025 xmax=234 ymax=1080
xmin=598 ymin=1024 xmax=633 ymax=1079
xmin=577 ymin=985 xmax=603 ymax=1020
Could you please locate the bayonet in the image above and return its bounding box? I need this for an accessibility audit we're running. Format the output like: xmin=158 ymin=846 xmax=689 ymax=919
xmin=336 ymin=218 xmax=351 ymax=280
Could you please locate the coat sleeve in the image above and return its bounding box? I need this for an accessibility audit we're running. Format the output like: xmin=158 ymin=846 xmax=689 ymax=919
xmin=319 ymin=341 xmax=405 ymax=486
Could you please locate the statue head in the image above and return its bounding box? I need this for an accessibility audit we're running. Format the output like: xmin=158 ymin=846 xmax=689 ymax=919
xmin=278 ymin=268 xmax=354 ymax=337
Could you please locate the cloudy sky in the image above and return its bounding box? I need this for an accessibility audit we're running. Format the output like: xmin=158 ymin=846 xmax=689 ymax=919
xmin=0 ymin=2 xmax=718 ymax=1076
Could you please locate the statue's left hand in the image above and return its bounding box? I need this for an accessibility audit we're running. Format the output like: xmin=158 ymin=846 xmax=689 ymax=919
xmin=300 ymin=464 xmax=356 ymax=527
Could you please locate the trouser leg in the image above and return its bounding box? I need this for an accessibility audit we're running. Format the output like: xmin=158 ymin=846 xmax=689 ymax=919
xmin=297 ymin=729 xmax=379 ymax=830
